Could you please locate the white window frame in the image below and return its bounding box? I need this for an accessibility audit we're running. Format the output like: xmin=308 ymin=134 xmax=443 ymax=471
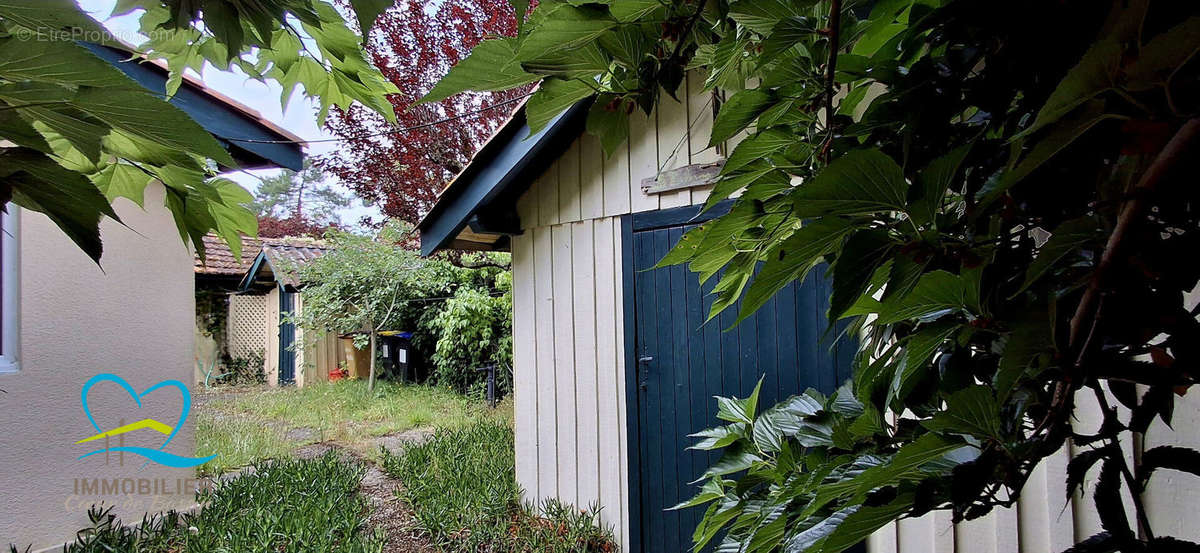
xmin=0 ymin=204 xmax=19 ymax=374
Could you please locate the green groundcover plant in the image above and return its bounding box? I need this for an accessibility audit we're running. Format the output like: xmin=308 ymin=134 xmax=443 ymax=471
xmin=430 ymin=0 xmax=1200 ymax=552
xmin=381 ymin=420 xmax=615 ymax=553
xmin=51 ymin=453 xmax=383 ymax=553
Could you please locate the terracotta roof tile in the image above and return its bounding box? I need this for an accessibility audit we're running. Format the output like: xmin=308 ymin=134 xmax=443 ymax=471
xmin=194 ymin=234 xmax=262 ymax=275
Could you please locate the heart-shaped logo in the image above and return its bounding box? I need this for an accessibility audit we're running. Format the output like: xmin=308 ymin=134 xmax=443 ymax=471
xmin=76 ymin=373 xmax=216 ymax=468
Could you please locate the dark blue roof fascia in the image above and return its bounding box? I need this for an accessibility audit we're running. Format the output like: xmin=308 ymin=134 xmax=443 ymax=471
xmin=82 ymin=43 xmax=304 ymax=171
xmin=417 ymin=100 xmax=589 ymax=256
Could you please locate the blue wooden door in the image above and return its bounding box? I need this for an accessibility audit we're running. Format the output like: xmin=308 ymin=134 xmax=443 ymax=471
xmin=279 ymin=289 xmax=296 ymax=385
xmin=630 ymin=223 xmax=856 ymax=553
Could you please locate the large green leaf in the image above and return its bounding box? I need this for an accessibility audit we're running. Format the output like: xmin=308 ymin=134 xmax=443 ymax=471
xmin=1015 ymin=38 xmax=1121 ymax=139
xmin=792 ymin=149 xmax=908 ymax=217
xmin=0 ymin=148 xmax=118 ymax=262
xmin=738 ymin=219 xmax=855 ymax=323
xmin=586 ymin=96 xmax=630 ymax=158
xmin=998 ymin=100 xmax=1121 ymax=195
xmin=71 ymin=88 xmax=237 ymax=167
xmin=877 ymin=270 xmax=979 ymax=325
xmin=420 ymin=38 xmax=540 ymax=104
xmin=0 ymin=36 xmax=137 ymax=88
xmin=709 ymin=89 xmax=774 ymax=146
xmin=724 ymin=128 xmax=796 ymax=174
xmin=0 ymin=0 xmax=114 ymax=45
xmin=1124 ymin=17 xmax=1200 ymax=90
xmin=911 ymin=143 xmax=971 ymax=228
xmin=526 ymin=77 xmax=594 ymax=134
xmin=729 ymin=0 xmax=817 ymax=36
xmin=90 ymin=163 xmax=152 ymax=208
xmin=608 ymin=0 xmax=665 ymax=23
xmin=921 ymin=386 xmax=1003 ymax=440
xmin=890 ymin=321 xmax=959 ymax=405
xmin=347 ymin=0 xmax=392 ymax=38
xmin=516 ymin=5 xmax=616 ymax=61
xmin=829 ymin=229 xmax=893 ymax=320
xmin=812 ymin=494 xmax=913 ymax=553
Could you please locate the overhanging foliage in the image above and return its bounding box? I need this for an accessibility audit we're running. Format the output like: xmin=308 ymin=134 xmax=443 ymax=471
xmin=433 ymin=0 xmax=1200 ymax=551
xmin=0 ymin=0 xmax=397 ymax=262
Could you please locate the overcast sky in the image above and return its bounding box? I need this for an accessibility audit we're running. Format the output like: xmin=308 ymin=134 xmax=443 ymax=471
xmin=77 ymin=0 xmax=382 ymax=227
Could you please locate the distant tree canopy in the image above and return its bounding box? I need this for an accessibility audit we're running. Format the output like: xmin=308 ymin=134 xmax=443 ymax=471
xmin=320 ymin=0 xmax=533 ymax=224
xmin=252 ymin=159 xmax=353 ymax=238
xmin=0 ymin=1 xmax=395 ymax=262
xmin=433 ymin=1 xmax=1200 ymax=552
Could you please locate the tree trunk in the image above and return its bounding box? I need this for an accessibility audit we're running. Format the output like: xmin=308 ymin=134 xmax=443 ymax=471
xmin=368 ymin=328 xmax=377 ymax=392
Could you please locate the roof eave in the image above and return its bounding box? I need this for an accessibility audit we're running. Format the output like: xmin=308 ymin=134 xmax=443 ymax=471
xmin=417 ymin=100 xmax=591 ymax=257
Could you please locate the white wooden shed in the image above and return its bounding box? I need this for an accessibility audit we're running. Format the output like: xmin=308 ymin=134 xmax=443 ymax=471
xmin=416 ymin=75 xmax=1200 ymax=553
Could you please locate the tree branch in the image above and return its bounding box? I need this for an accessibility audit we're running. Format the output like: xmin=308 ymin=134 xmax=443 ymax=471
xmin=822 ymin=0 xmax=843 ymax=161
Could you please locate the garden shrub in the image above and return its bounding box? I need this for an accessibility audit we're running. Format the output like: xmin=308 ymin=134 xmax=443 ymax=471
xmin=217 ymin=350 xmax=265 ymax=386
xmin=427 ymin=274 xmax=513 ymax=397
xmin=381 ymin=420 xmax=613 ymax=553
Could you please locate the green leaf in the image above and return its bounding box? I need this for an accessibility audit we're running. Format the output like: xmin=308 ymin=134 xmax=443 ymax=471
xmin=608 ymin=0 xmax=665 ymax=23
xmin=994 ymin=315 xmax=1052 ymax=399
xmin=700 ymin=445 xmax=762 ymax=480
xmin=516 ymin=5 xmax=616 ymax=61
xmin=522 ymin=42 xmax=610 ymax=78
xmin=921 ymin=386 xmax=1003 ymax=440
xmin=348 ymin=0 xmax=392 ymax=38
xmin=792 ymin=149 xmax=909 ymax=217
xmin=709 ymin=89 xmax=774 ymax=146
xmin=717 ymin=377 xmax=765 ymax=424
xmin=0 ymin=36 xmax=137 ymax=88
xmin=526 ymin=78 xmax=594 ymax=134
xmin=738 ymin=219 xmax=855 ymax=323
xmin=704 ymin=166 xmax=789 ymax=212
xmin=813 ymin=494 xmax=914 ymax=553
xmin=912 ymin=143 xmax=971 ymax=228
xmin=1016 ymin=38 xmax=1121 ymax=139
xmin=419 ymin=38 xmax=539 ymax=104
xmin=668 ymin=478 xmax=726 ymax=510
xmin=71 ymin=88 xmax=237 ymax=167
xmin=999 ymin=100 xmax=1121 ymax=195
xmin=0 ymin=148 xmax=118 ymax=262
xmin=724 ymin=128 xmax=795 ymax=174
xmin=0 ymin=0 xmax=115 ymax=46
xmin=729 ymin=0 xmax=816 ymax=35
xmin=877 ymin=270 xmax=979 ymax=325
xmin=90 ymin=163 xmax=152 ymax=208
xmin=690 ymin=424 xmax=748 ymax=450
xmin=830 ymin=229 xmax=893 ymax=320
xmin=1124 ymin=17 xmax=1200 ymax=90
xmin=586 ymin=97 xmax=630 ymax=157
xmin=890 ymin=321 xmax=959 ymax=404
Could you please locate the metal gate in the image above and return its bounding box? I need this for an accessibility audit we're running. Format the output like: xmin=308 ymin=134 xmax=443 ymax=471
xmin=627 ymin=215 xmax=857 ymax=553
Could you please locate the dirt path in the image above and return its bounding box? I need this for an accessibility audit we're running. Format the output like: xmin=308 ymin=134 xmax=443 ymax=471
xmin=293 ymin=435 xmax=436 ymax=552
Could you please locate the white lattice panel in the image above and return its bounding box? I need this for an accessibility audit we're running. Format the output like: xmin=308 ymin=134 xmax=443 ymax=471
xmin=228 ymin=294 xmax=269 ymax=358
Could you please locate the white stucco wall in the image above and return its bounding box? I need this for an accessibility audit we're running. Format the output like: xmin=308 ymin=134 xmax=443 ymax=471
xmin=0 ymin=183 xmax=197 ymax=550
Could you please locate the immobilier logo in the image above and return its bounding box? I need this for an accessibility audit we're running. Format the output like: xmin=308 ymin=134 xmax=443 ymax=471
xmin=75 ymin=373 xmax=217 ymax=469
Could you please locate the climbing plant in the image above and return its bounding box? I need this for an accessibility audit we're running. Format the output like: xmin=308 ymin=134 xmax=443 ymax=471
xmin=431 ymin=0 xmax=1200 ymax=551
xmin=0 ymin=1 xmax=396 ymax=262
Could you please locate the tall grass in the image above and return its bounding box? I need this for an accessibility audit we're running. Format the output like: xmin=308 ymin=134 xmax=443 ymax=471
xmin=381 ymin=421 xmax=614 ymax=553
xmin=194 ymin=414 xmax=296 ymax=476
xmin=60 ymin=453 xmax=384 ymax=553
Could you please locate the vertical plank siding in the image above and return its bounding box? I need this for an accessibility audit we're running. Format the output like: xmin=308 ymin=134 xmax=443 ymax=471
xmin=506 ymin=70 xmax=1200 ymax=553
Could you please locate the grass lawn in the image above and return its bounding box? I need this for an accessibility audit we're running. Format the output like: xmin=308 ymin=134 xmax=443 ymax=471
xmin=196 ymin=380 xmax=510 ymax=474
